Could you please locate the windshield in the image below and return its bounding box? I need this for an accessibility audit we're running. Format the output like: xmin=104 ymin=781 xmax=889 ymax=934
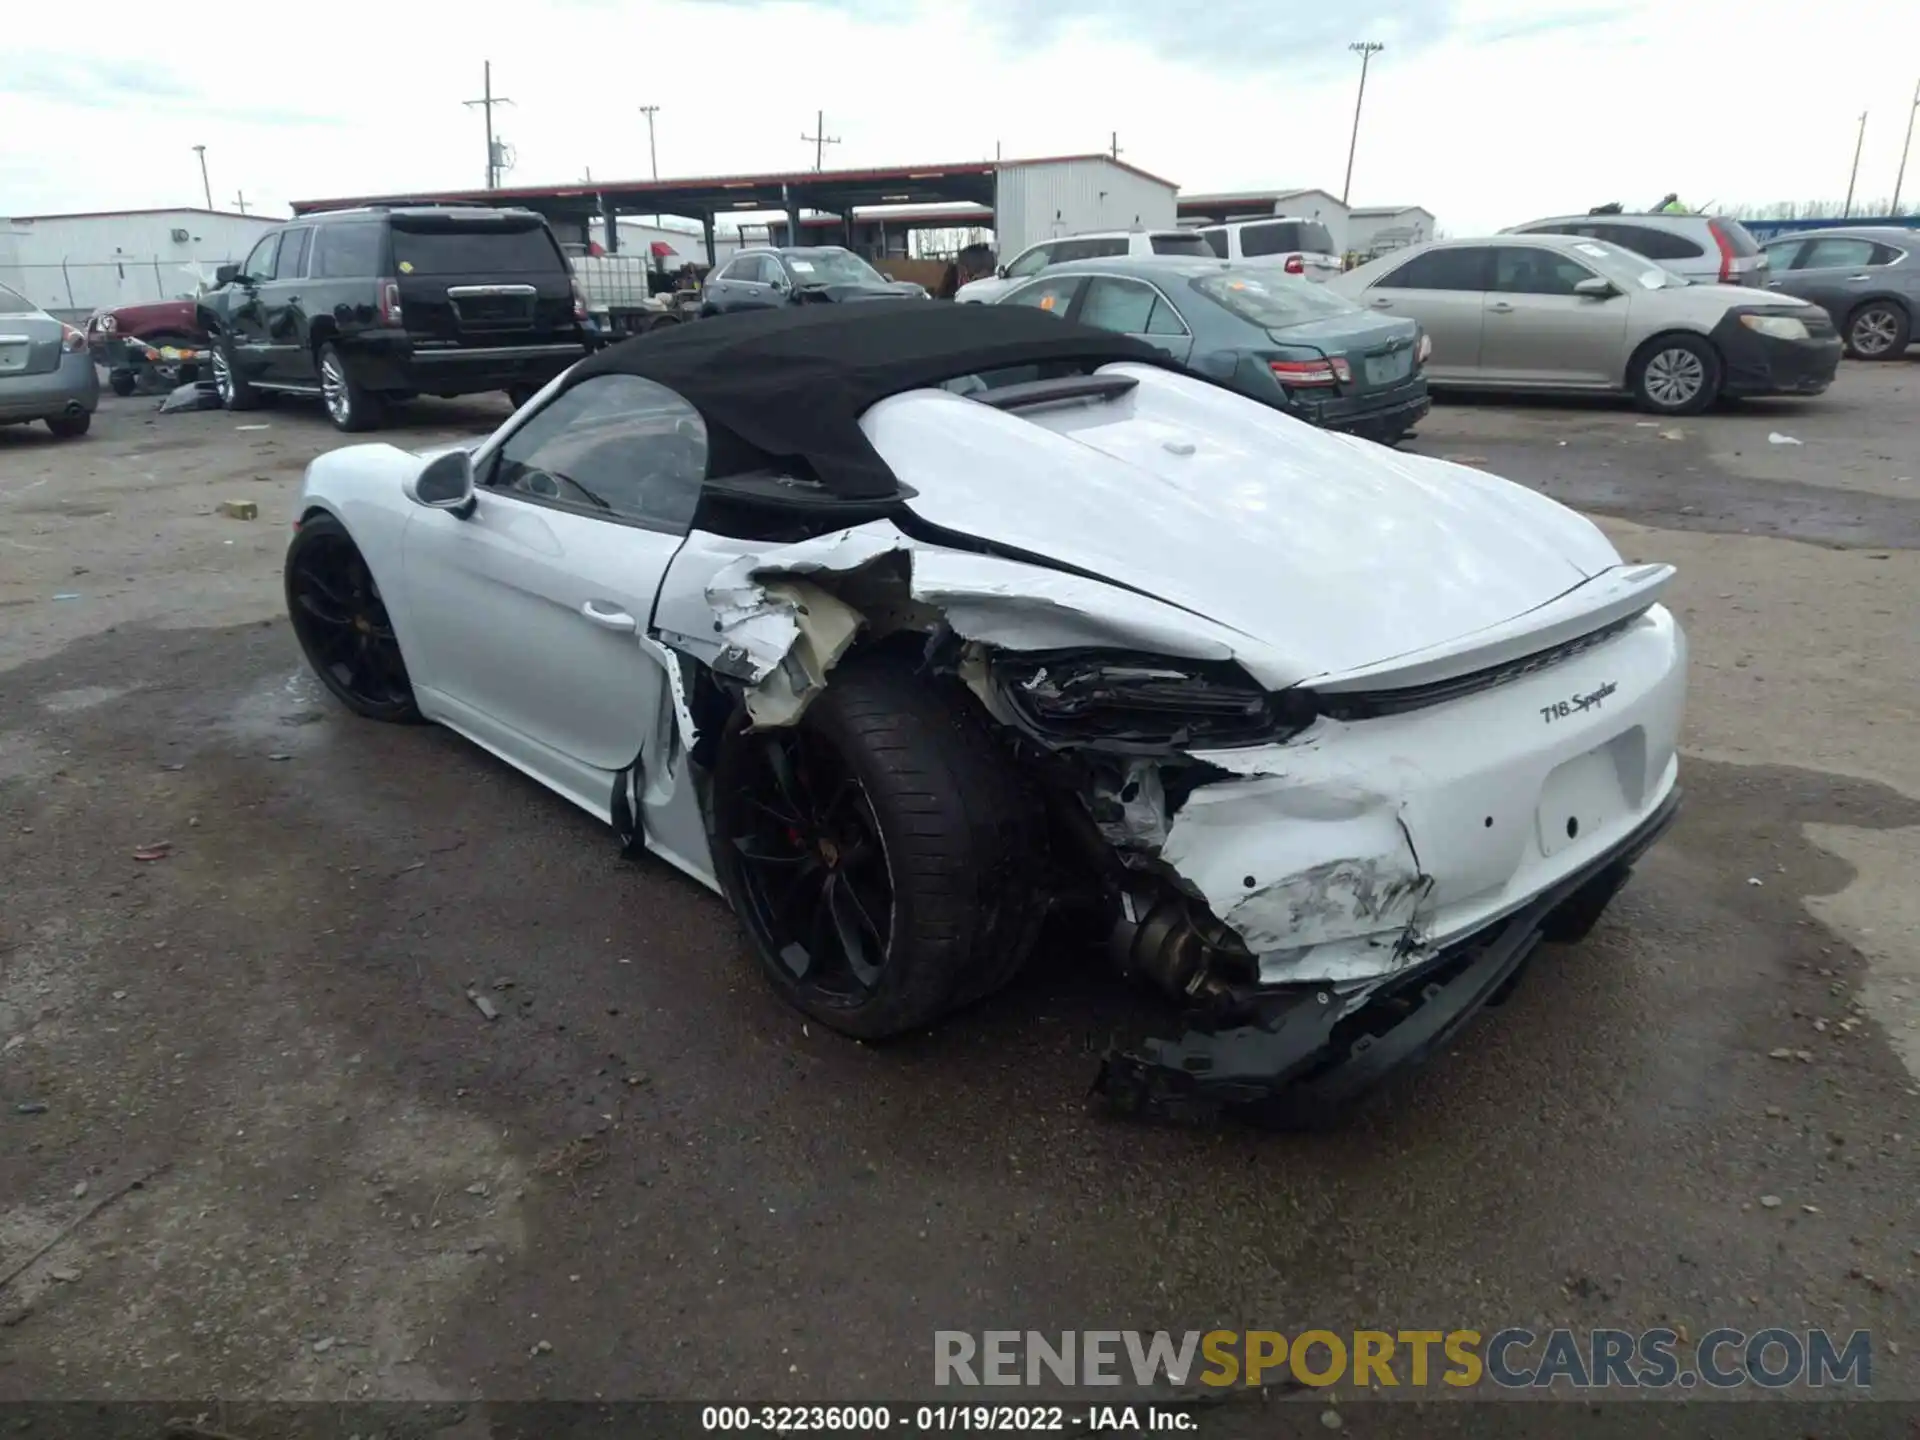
xmin=786 ymin=249 xmax=887 ymax=286
xmin=1193 ymin=269 xmax=1361 ymax=325
xmin=1559 ymin=238 xmax=1688 ymax=290
xmin=0 ymin=281 xmax=35 ymax=314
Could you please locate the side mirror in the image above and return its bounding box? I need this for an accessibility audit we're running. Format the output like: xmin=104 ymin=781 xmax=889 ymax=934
xmin=995 ymin=264 xmax=1010 ymax=279
xmin=404 ymin=449 xmax=476 ymax=518
xmin=1573 ymin=276 xmax=1619 ymax=299
xmin=215 ymin=264 xmax=240 ymax=286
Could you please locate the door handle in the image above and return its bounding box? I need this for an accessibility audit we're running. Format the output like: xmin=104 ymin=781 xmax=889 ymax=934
xmin=579 ymin=601 xmax=637 ymax=632
xmin=1369 ymin=297 xmax=1393 ymax=308
xmin=1845 ymin=274 xmax=1871 ymax=282
xmin=1487 ymin=301 xmax=1514 ymax=313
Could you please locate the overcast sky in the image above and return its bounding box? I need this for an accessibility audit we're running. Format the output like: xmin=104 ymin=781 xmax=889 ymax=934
xmin=5 ymin=0 xmax=1916 ymax=236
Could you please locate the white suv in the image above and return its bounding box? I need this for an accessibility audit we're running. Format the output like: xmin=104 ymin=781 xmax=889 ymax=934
xmin=955 ymin=229 xmax=1215 ymax=303
xmin=1502 ymin=213 xmax=1769 ymax=287
xmin=1193 ymin=217 xmax=1344 ymax=281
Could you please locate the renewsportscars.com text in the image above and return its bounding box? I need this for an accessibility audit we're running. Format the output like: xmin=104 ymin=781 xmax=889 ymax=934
xmin=934 ymin=1328 xmax=1872 ymax=1391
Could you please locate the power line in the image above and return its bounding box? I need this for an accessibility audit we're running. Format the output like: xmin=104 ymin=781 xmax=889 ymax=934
xmin=638 ymin=104 xmax=661 ymax=180
xmin=802 ymin=110 xmax=840 ymax=171
xmin=1844 ymin=110 xmax=1867 ymax=217
xmin=1341 ymin=41 xmax=1384 ymax=206
xmin=1892 ymin=78 xmax=1918 ymax=215
xmin=462 ymin=61 xmax=516 ymax=190
xmin=191 ymin=145 xmax=212 ymax=211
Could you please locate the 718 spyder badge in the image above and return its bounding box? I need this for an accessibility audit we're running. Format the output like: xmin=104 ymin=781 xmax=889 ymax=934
xmin=1541 ymin=680 xmax=1617 ymax=724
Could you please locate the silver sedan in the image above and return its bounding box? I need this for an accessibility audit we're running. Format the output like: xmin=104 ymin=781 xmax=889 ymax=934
xmin=1329 ymin=233 xmax=1843 ymax=416
xmin=0 ymin=281 xmax=98 ymax=439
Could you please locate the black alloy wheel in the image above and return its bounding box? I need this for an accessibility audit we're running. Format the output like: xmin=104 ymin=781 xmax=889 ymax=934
xmin=727 ymin=725 xmax=895 ymax=1007
xmin=284 ymin=513 xmax=419 ymax=722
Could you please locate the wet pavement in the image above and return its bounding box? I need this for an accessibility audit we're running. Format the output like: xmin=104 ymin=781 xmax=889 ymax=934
xmin=2 ymin=373 xmax=1918 ymax=1433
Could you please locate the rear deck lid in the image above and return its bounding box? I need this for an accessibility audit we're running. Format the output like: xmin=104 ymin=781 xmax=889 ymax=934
xmin=0 ymin=299 xmax=65 ymax=378
xmin=389 ymin=213 xmax=578 ymax=346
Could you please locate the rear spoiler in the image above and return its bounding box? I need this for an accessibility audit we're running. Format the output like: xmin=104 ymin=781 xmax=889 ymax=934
xmin=1308 ymin=563 xmax=1675 ymax=695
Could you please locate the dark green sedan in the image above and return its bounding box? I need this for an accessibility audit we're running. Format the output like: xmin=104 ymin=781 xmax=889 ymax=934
xmin=994 ymin=256 xmax=1431 ymax=443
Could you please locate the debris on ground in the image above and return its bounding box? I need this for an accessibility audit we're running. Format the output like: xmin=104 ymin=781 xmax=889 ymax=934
xmin=51 ymin=593 xmax=82 ymax=602
xmin=266 ymin=752 xmax=292 ymax=762
xmin=235 ymin=424 xmax=271 ymax=432
xmin=1747 ymin=876 xmax=1763 ymax=886
xmin=48 ymin=1267 xmax=80 ymax=1283
xmin=467 ymin=990 xmax=499 ymax=1022
xmin=216 ymin=500 xmax=258 ymax=521
xmin=158 ymin=381 xmax=222 ymax=414
xmin=531 ymin=1339 xmax=553 ymax=1356
xmin=14 ymin=1102 xmax=48 ymax=1116
xmin=1658 ymin=429 xmax=1685 ymax=441
xmin=71 ymin=1180 xmax=89 ymax=1200
xmin=1769 ymin=1047 xmax=1794 ymax=1059
xmin=132 ymin=843 xmax=172 ymax=862
xmin=312 ymin=1336 xmax=335 ymax=1354
xmin=1759 ymin=1195 xmax=1782 ymax=1209
xmin=1767 ymin=432 xmax=1803 ymax=446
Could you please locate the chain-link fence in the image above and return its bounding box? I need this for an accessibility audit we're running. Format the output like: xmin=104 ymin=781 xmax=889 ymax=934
xmin=0 ymin=255 xmax=241 ymax=323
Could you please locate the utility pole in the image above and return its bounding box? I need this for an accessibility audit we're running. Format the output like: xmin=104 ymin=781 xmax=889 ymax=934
xmin=1893 ymin=77 xmax=1919 ymax=215
xmin=802 ymin=110 xmax=840 ymax=171
xmin=1109 ymin=131 xmax=1122 ymax=160
xmin=231 ymin=190 xmax=248 ymax=216
xmin=192 ymin=145 xmax=212 ymax=211
xmin=463 ymin=62 xmax=515 ymax=189
xmin=638 ymin=104 xmax=661 ymax=179
xmin=1341 ymin=41 xmax=1384 ymax=206
xmin=1844 ymin=110 xmax=1867 ymax=217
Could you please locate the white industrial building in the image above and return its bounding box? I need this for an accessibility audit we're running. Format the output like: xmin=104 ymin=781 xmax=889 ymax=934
xmin=0 ymin=208 xmax=279 ymax=320
xmin=1347 ymin=205 xmax=1439 ymax=259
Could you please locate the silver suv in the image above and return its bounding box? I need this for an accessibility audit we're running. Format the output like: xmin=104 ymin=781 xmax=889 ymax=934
xmin=1501 ymin=213 xmax=1768 ymax=287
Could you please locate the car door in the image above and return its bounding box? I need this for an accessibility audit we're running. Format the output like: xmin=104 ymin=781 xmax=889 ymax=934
xmin=1770 ymin=235 xmax=1889 ymax=320
xmin=1480 ymin=244 xmax=1627 ymax=387
xmin=399 ymin=373 xmax=704 ymax=812
xmin=260 ymin=225 xmax=313 ymax=383
xmin=1000 ymin=242 xmax=1059 ymax=283
xmin=707 ymin=256 xmax=750 ymax=313
xmin=1357 ymin=245 xmax=1491 ymax=379
xmin=224 ymin=230 xmax=281 ymax=382
xmin=1073 ymin=275 xmax=1194 ymax=362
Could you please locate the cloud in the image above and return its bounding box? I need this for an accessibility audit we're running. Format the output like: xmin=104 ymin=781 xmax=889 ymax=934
xmin=0 ymin=50 xmax=339 ymax=127
xmin=657 ymin=0 xmax=1615 ymax=75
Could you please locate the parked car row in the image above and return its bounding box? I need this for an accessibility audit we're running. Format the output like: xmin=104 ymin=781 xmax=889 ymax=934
xmin=0 ymin=279 xmax=99 ymax=439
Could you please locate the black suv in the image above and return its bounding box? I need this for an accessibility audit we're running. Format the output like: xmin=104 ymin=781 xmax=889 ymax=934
xmin=197 ymin=205 xmax=592 ymax=432
xmin=699 ymin=247 xmax=929 ymax=317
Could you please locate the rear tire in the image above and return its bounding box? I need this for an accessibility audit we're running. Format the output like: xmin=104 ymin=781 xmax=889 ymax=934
xmin=1630 ymin=333 xmax=1719 ymax=415
xmin=318 ymin=342 xmax=382 ymax=433
xmin=45 ymin=411 xmax=91 ymax=439
xmin=709 ymin=653 xmax=1047 ymax=1040
xmin=1845 ymin=301 xmax=1909 ymax=360
xmin=109 ymin=371 xmax=137 ymax=398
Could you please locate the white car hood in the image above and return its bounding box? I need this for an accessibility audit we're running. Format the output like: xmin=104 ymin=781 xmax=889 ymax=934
xmin=953 ymin=275 xmax=1017 ymax=304
xmin=860 ymin=363 xmax=1623 ymax=681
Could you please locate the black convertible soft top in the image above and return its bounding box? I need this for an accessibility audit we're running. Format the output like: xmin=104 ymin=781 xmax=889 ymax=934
xmin=562 ymin=302 xmax=1177 ymax=500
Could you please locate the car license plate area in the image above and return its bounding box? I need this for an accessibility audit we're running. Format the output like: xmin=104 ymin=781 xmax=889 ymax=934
xmin=0 ymin=339 xmax=28 ymax=375
xmin=1365 ymin=349 xmax=1412 ymax=385
xmin=1536 ymin=738 xmax=1635 ymax=858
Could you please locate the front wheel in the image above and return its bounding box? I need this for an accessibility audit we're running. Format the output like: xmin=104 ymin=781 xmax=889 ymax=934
xmin=1846 ymin=301 xmax=1909 ymax=360
xmin=210 ymin=338 xmax=259 ymax=411
xmin=318 ymin=343 xmax=382 ymax=433
xmin=45 ymin=411 xmax=91 ymax=439
xmin=708 ymin=654 xmax=1046 ymax=1040
xmin=284 ymin=513 xmax=419 ymax=722
xmin=1630 ymin=334 xmax=1719 ymax=415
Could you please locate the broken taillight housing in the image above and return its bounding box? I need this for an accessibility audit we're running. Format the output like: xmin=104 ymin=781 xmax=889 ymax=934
xmin=61 ymin=324 xmax=88 ymax=354
xmin=993 ymin=651 xmax=1317 ymax=750
xmin=1284 ymin=254 xmax=1305 ymax=275
xmin=1416 ymin=332 xmax=1432 ymax=365
xmin=1269 ymin=356 xmax=1351 ymax=388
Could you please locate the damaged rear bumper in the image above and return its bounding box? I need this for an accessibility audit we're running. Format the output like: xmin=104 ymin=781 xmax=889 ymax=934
xmin=1096 ymin=785 xmax=1681 ymax=1121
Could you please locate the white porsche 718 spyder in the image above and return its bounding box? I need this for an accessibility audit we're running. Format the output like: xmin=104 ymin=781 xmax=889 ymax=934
xmin=285 ymin=303 xmax=1686 ymax=1122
